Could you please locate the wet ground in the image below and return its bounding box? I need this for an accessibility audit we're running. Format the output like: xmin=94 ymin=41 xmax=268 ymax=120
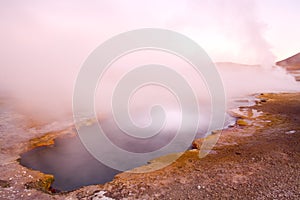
xmin=0 ymin=93 xmax=300 ymax=199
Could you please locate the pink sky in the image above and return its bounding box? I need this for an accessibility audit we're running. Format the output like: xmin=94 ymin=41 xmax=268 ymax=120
xmin=0 ymin=0 xmax=299 ymax=66
xmin=0 ymin=0 xmax=299 ymax=121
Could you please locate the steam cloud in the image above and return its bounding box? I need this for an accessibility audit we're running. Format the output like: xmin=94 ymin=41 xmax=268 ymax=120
xmin=0 ymin=0 xmax=299 ymax=124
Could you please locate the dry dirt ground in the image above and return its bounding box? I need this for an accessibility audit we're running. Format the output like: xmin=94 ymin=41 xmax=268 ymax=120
xmin=1 ymin=93 xmax=300 ymax=199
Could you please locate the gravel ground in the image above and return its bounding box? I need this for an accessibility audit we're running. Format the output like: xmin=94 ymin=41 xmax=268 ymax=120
xmin=1 ymin=93 xmax=300 ymax=199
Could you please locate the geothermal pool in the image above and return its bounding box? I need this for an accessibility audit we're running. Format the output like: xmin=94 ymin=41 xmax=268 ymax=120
xmin=18 ymin=98 xmax=247 ymax=192
xmin=20 ymin=135 xmax=121 ymax=192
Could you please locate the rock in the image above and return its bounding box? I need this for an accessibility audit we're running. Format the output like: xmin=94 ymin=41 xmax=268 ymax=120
xmin=236 ymin=119 xmax=248 ymax=126
xmin=192 ymin=133 xmax=221 ymax=150
xmin=192 ymin=138 xmax=204 ymax=149
xmin=285 ymin=130 xmax=296 ymax=134
xmin=91 ymin=191 xmax=114 ymax=200
xmin=260 ymin=98 xmax=267 ymax=103
xmin=25 ymin=174 xmax=54 ymax=193
xmin=0 ymin=179 xmax=10 ymax=188
xmin=29 ymin=133 xmax=56 ymax=148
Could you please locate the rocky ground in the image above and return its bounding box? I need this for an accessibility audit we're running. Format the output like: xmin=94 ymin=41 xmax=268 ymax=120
xmin=0 ymin=93 xmax=300 ymax=199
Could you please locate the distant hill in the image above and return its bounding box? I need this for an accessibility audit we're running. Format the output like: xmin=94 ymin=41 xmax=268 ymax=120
xmin=276 ymin=53 xmax=300 ymax=70
xmin=215 ymin=62 xmax=260 ymax=68
xmin=276 ymin=52 xmax=300 ymax=81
